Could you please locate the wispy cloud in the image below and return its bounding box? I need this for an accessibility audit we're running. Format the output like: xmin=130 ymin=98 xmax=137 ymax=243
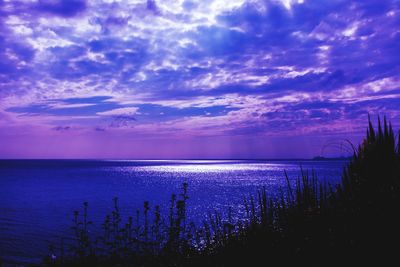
xmin=97 ymin=107 xmax=139 ymax=116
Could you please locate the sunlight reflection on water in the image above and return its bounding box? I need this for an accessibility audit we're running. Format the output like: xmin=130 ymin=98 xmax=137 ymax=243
xmin=136 ymin=163 xmax=289 ymax=173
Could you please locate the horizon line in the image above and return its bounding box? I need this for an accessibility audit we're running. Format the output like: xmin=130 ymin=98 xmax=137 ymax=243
xmin=0 ymin=156 xmax=351 ymax=161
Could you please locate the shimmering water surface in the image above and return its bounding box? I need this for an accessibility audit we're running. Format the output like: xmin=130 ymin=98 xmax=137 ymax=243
xmin=0 ymin=159 xmax=347 ymax=264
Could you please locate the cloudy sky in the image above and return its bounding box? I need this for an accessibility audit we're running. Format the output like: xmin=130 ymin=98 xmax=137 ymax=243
xmin=0 ymin=0 xmax=399 ymax=159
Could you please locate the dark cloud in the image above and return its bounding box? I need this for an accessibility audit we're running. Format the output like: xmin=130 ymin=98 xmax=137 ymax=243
xmin=94 ymin=127 xmax=106 ymax=132
xmin=146 ymin=0 xmax=159 ymax=14
xmin=194 ymin=26 xmax=249 ymax=56
xmin=52 ymin=126 xmax=71 ymax=131
xmin=36 ymin=0 xmax=87 ymax=17
xmin=108 ymin=115 xmax=137 ymax=128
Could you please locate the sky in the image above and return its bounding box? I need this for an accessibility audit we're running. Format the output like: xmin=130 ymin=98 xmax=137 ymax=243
xmin=0 ymin=0 xmax=399 ymax=159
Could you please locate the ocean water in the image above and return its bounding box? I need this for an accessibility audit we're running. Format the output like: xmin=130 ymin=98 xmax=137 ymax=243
xmin=0 ymin=159 xmax=347 ymax=265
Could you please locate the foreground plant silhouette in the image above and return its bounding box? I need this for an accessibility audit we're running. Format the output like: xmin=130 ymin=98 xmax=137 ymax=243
xmin=45 ymin=117 xmax=400 ymax=266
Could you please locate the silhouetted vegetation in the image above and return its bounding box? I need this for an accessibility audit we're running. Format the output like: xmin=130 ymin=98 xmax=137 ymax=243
xmin=44 ymin=116 xmax=400 ymax=266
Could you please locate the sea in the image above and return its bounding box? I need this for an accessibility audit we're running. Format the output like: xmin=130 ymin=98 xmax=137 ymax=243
xmin=0 ymin=159 xmax=348 ymax=265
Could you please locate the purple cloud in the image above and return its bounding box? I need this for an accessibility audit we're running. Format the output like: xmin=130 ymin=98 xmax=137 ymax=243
xmin=0 ymin=0 xmax=399 ymax=159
